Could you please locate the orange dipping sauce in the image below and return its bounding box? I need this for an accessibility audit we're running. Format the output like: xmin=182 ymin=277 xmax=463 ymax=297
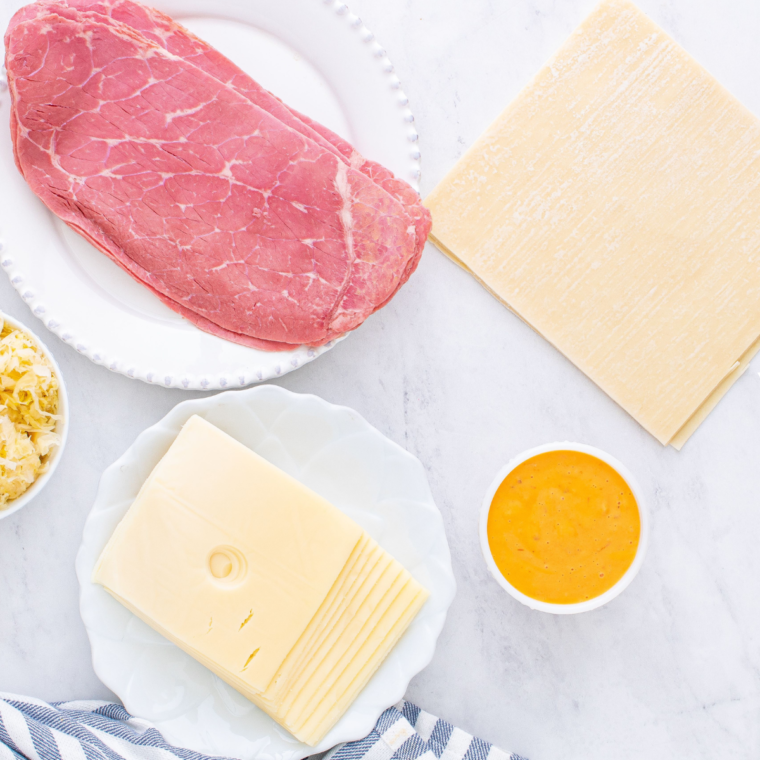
xmin=486 ymin=450 xmax=640 ymax=605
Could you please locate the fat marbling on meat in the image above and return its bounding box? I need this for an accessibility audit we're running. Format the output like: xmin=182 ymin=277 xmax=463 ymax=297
xmin=4 ymin=0 xmax=431 ymax=349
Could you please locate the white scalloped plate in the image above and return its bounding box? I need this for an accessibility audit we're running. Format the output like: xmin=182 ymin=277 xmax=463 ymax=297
xmin=0 ymin=0 xmax=422 ymax=390
xmin=76 ymin=386 xmax=455 ymax=759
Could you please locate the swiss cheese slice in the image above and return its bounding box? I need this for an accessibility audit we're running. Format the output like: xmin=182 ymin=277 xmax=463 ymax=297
xmin=297 ymin=587 xmax=428 ymax=743
xmin=93 ymin=415 xmax=363 ymax=692
xmin=260 ymin=542 xmax=387 ymax=709
xmin=281 ymin=562 xmax=406 ymax=718
xmin=425 ymin=0 xmax=760 ymax=447
xmin=93 ymin=415 xmax=429 ymax=747
xmin=263 ymin=535 xmax=378 ymax=700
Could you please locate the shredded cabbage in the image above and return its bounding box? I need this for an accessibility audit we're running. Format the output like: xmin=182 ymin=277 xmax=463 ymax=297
xmin=0 ymin=319 xmax=61 ymax=507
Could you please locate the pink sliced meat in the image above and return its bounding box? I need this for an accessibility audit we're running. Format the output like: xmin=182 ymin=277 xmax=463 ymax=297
xmin=61 ymin=0 xmax=429 ymax=243
xmin=7 ymin=0 xmax=431 ymax=275
xmin=58 ymin=0 xmax=432 ymax=271
xmin=4 ymin=1 xmax=431 ymax=349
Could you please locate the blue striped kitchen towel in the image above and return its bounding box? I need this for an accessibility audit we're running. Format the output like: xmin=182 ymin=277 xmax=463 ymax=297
xmin=0 ymin=695 xmax=526 ymax=760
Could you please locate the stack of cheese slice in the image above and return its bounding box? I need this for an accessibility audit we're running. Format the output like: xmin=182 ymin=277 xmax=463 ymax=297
xmin=93 ymin=415 xmax=428 ymax=746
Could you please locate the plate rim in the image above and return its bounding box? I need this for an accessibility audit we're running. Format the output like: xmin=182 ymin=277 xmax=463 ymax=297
xmin=0 ymin=0 xmax=423 ymax=391
xmin=75 ymin=384 xmax=455 ymax=758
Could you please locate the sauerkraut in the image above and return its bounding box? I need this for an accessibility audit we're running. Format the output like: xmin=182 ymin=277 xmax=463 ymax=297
xmin=0 ymin=319 xmax=61 ymax=507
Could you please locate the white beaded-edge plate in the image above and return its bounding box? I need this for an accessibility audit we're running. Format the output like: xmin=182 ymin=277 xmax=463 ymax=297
xmin=76 ymin=386 xmax=455 ymax=759
xmin=0 ymin=0 xmax=422 ymax=390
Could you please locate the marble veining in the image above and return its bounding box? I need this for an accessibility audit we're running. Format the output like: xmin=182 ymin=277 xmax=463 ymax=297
xmin=2 ymin=1 xmax=760 ymax=760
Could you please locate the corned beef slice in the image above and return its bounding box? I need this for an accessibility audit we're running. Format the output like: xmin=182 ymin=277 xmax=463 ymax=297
xmin=4 ymin=1 xmax=431 ymax=349
xmin=66 ymin=0 xmax=429 ymax=235
xmin=60 ymin=0 xmax=432 ymax=281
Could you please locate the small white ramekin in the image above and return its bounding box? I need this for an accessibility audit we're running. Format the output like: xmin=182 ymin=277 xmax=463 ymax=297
xmin=479 ymin=442 xmax=648 ymax=614
xmin=0 ymin=312 xmax=69 ymax=520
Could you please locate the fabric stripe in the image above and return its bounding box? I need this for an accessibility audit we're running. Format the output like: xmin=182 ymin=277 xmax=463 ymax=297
xmin=330 ymin=732 xmax=379 ymax=760
xmin=380 ymin=717 xmax=416 ymax=752
xmin=51 ymin=728 xmax=89 ymax=760
xmin=11 ymin=705 xmax=124 ymax=760
xmin=53 ymin=705 xmax=108 ymax=715
xmin=4 ymin=704 xmax=170 ymax=760
xmin=0 ymin=738 xmax=24 ymax=760
xmin=357 ymin=740 xmax=393 ymax=760
xmin=0 ymin=701 xmax=44 ymax=760
xmin=27 ymin=721 xmax=62 ymax=760
xmin=410 ymin=712 xmax=437 ymax=743
xmin=0 ymin=712 xmax=24 ymax=759
xmin=85 ymin=727 xmax=181 ymax=760
xmin=462 ymin=737 xmax=490 ymax=760
xmin=0 ymin=697 xmax=50 ymax=711
xmin=0 ymin=697 xmax=523 ymax=760
xmin=374 ymin=709 xmax=404 ymax=738
xmin=393 ymin=734 xmax=428 ymax=760
xmin=398 ymin=704 xmax=421 ymax=729
xmin=56 ymin=713 xmax=175 ymax=760
xmin=439 ymin=728 xmax=473 ymax=760
xmin=427 ymin=718 xmax=454 ymax=758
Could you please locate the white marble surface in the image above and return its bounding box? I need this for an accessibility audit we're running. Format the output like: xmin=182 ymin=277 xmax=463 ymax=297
xmin=2 ymin=1 xmax=760 ymax=759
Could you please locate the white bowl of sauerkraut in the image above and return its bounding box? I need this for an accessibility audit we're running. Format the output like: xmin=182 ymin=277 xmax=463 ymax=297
xmin=0 ymin=312 xmax=68 ymax=519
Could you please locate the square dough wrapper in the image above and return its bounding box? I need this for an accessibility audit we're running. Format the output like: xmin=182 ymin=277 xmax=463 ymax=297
xmin=425 ymin=0 xmax=760 ymax=447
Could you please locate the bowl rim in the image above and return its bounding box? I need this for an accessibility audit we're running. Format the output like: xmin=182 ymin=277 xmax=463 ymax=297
xmin=0 ymin=311 xmax=69 ymax=520
xmin=479 ymin=441 xmax=649 ymax=615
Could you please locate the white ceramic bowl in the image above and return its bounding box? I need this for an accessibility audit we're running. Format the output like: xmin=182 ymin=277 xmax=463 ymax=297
xmin=479 ymin=442 xmax=648 ymax=615
xmin=0 ymin=311 xmax=69 ymax=520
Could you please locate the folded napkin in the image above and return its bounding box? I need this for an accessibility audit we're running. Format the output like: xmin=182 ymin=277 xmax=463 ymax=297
xmin=0 ymin=695 xmax=525 ymax=760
